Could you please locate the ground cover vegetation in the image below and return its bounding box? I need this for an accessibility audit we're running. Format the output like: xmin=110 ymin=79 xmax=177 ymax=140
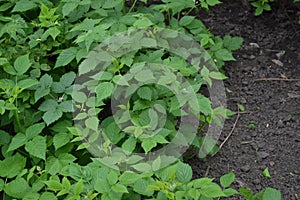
xmin=0 ymin=0 xmax=282 ymax=199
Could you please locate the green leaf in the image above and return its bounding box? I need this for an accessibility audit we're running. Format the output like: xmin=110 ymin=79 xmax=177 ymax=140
xmin=263 ymin=168 xmax=271 ymax=179
xmin=40 ymin=192 xmax=57 ymax=200
xmin=14 ymin=54 xmax=31 ymax=75
xmin=223 ymin=35 xmax=243 ymax=51
xmin=39 ymin=99 xmax=58 ymax=112
xmin=72 ymin=91 xmax=87 ymax=103
xmin=43 ymin=109 xmax=63 ymax=126
xmin=209 ymin=71 xmax=227 ymax=80
xmin=42 ymin=27 xmax=61 ymax=40
xmin=121 ymin=137 xmax=136 ymax=153
xmin=95 ymin=82 xmax=114 ymax=101
xmin=197 ymin=94 xmax=212 ymax=115
xmin=152 ymin=156 xmax=161 ymax=171
xmin=62 ymin=2 xmax=78 ymax=17
xmin=53 ymin=132 xmax=71 ymax=150
xmin=12 ymin=0 xmax=37 ymax=12
xmin=135 ymin=70 xmax=155 ymax=82
xmin=4 ymin=178 xmax=30 ymax=199
xmin=74 ymin=179 xmax=84 ymax=195
xmin=45 ymin=153 xmax=76 ymax=175
xmin=137 ymin=86 xmax=152 ymax=100
xmin=44 ymin=180 xmax=63 ymax=191
xmin=0 ymin=153 xmax=26 ymax=178
xmin=200 ymin=183 xmax=225 ymax=198
xmin=179 ymin=16 xmax=195 ymax=26
xmin=85 ymin=116 xmax=99 ymax=131
xmin=7 ymin=133 xmax=27 ymax=152
xmin=175 ymin=162 xmax=193 ymax=183
xmin=119 ymin=171 xmax=141 ymax=185
xmin=60 ymin=71 xmax=76 ymax=87
xmin=35 ymin=74 xmax=53 ymax=102
xmin=263 ymin=187 xmax=281 ymax=200
xmin=215 ymin=49 xmax=235 ymax=61
xmin=141 ymin=138 xmax=157 ymax=153
xmin=18 ymin=79 xmax=39 ymax=90
xmin=220 ymin=172 xmax=235 ymax=188
xmin=94 ymin=179 xmax=110 ymax=193
xmin=25 ymin=122 xmax=45 ymax=140
xmin=133 ymin=18 xmax=153 ymax=28
xmin=223 ymin=188 xmax=239 ymax=196
xmin=112 ymin=183 xmax=128 ymax=193
xmin=103 ymin=0 xmax=123 ymax=8
xmin=25 ymin=136 xmax=46 ymax=160
xmin=55 ymin=47 xmax=77 ymax=68
xmin=206 ymin=0 xmax=222 ymax=6
xmin=132 ymin=163 xmax=152 ymax=172
xmin=58 ymin=101 xmax=74 ymax=112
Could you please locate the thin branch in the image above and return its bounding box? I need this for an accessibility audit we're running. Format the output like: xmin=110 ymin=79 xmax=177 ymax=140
xmin=219 ymin=110 xmax=240 ymax=150
xmin=253 ymin=78 xmax=300 ymax=82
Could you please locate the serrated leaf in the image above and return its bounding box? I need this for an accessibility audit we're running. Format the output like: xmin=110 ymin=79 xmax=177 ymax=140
xmin=18 ymin=79 xmax=39 ymax=90
xmin=152 ymin=156 xmax=161 ymax=171
xmin=200 ymin=183 xmax=225 ymax=198
xmin=25 ymin=122 xmax=45 ymax=139
xmin=94 ymin=179 xmax=110 ymax=193
xmin=72 ymin=91 xmax=87 ymax=103
xmin=263 ymin=187 xmax=281 ymax=200
xmin=121 ymin=137 xmax=136 ymax=153
xmin=197 ymin=94 xmax=212 ymax=115
xmin=45 ymin=153 xmax=76 ymax=175
xmin=43 ymin=109 xmax=63 ymax=126
xmin=25 ymin=135 xmax=46 ymax=160
xmin=7 ymin=133 xmax=27 ymax=152
xmin=223 ymin=35 xmax=243 ymax=51
xmin=119 ymin=171 xmax=141 ymax=185
xmin=55 ymin=47 xmax=77 ymax=68
xmin=132 ymin=163 xmax=152 ymax=172
xmin=112 ymin=183 xmax=128 ymax=193
xmin=0 ymin=153 xmax=26 ymax=178
xmin=44 ymin=180 xmax=63 ymax=191
xmin=107 ymin=171 xmax=119 ymax=185
xmin=12 ymin=0 xmax=36 ymax=12
xmin=135 ymin=69 xmax=155 ymax=82
xmin=53 ymin=132 xmax=71 ymax=150
xmin=14 ymin=54 xmax=31 ymax=76
xmin=4 ymin=178 xmax=30 ymax=199
xmin=85 ymin=117 xmax=99 ymax=131
xmin=58 ymin=101 xmax=73 ymax=112
xmin=40 ymin=192 xmax=57 ymax=200
xmin=175 ymin=162 xmax=193 ymax=183
xmin=215 ymin=49 xmax=235 ymax=61
xmin=141 ymin=138 xmax=157 ymax=153
xmin=62 ymin=2 xmax=78 ymax=17
xmin=42 ymin=27 xmax=60 ymax=40
xmin=60 ymin=71 xmax=76 ymax=87
xmin=137 ymin=86 xmax=152 ymax=100
xmin=39 ymin=99 xmax=58 ymax=112
xmin=95 ymin=82 xmax=114 ymax=101
xmin=220 ymin=172 xmax=235 ymax=188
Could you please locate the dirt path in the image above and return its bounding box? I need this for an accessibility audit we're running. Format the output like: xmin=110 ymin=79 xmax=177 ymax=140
xmin=187 ymin=1 xmax=300 ymax=199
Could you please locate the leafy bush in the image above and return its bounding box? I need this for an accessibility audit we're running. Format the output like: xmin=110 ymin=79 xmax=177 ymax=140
xmin=0 ymin=0 xmax=281 ymax=199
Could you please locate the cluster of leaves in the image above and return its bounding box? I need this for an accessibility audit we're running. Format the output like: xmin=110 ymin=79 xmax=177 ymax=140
xmin=0 ymin=0 xmax=281 ymax=199
xmin=249 ymin=0 xmax=300 ymax=20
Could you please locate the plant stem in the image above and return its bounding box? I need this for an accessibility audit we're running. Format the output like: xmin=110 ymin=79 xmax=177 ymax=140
xmin=128 ymin=0 xmax=138 ymax=13
xmin=14 ymin=110 xmax=25 ymax=133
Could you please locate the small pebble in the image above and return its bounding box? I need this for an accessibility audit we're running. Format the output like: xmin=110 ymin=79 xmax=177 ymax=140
xmin=241 ymin=165 xmax=251 ymax=172
xmin=257 ymin=151 xmax=269 ymax=159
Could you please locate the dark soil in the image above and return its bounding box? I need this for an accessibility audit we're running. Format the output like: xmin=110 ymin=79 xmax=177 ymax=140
xmin=187 ymin=1 xmax=300 ymax=199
